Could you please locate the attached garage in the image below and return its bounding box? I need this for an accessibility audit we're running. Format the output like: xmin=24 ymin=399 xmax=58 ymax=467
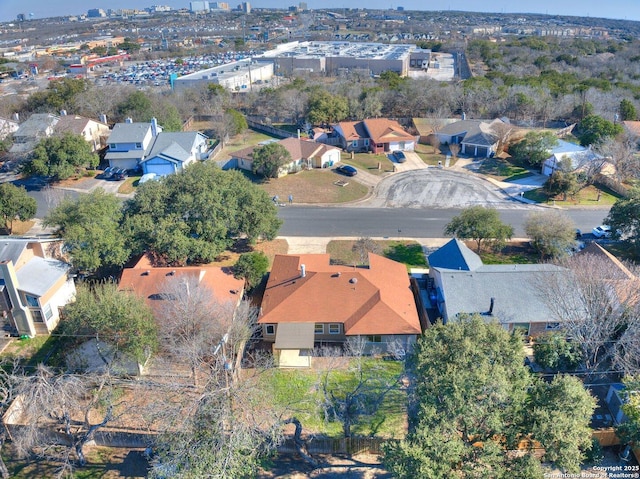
xmin=142 ymin=157 xmax=178 ymax=176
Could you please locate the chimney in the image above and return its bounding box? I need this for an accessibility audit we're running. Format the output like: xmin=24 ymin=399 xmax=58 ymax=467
xmin=151 ymin=117 xmax=158 ymax=136
xmin=488 ymin=297 xmax=495 ymax=316
xmin=300 ymin=264 xmax=306 ymax=278
xmin=12 ymin=113 xmax=19 ymax=122
xmin=0 ymin=261 xmax=36 ymax=337
xmin=99 ymin=113 xmax=107 ymax=124
xmin=461 ymin=112 xmax=466 ymax=120
xmin=125 ymin=117 xmax=133 ymax=124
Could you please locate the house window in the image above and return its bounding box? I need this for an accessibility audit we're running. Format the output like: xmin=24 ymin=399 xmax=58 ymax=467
xmin=265 ymin=324 xmax=275 ymax=336
xmin=314 ymin=324 xmax=324 ymax=335
xmin=399 ymin=141 xmax=405 ymax=149
xmin=136 ymin=143 xmax=142 ymax=148
xmin=109 ymin=143 xmax=116 ymax=149
xmin=329 ymin=324 xmax=341 ymax=334
xmin=24 ymin=294 xmax=39 ymax=308
xmin=512 ymin=323 xmax=530 ymax=336
xmin=367 ymin=335 xmax=382 ymax=343
xmin=31 ymin=310 xmax=44 ymax=323
xmin=351 ymin=140 xmax=358 ymax=148
xmin=43 ymin=304 xmax=53 ymax=321
xmin=546 ymin=322 xmax=561 ymax=330
xmin=364 ymin=139 xmax=370 ymax=146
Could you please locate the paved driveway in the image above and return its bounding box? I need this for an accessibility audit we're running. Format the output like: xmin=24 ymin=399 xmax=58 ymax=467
xmin=392 ymin=151 xmax=427 ymax=173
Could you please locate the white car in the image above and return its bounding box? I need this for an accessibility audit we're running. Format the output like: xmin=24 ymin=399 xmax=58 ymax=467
xmin=592 ymin=225 xmax=612 ymax=238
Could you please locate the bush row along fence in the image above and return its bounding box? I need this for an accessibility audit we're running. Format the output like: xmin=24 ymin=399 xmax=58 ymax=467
xmin=278 ymin=436 xmax=389 ymax=455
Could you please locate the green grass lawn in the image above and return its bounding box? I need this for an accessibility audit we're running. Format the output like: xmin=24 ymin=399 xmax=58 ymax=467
xmin=326 ymin=240 xmax=427 ymax=268
xmin=257 ymin=358 xmax=406 ymax=438
xmin=117 ymin=176 xmax=141 ymax=194
xmin=478 ymin=157 xmax=532 ymax=180
xmin=341 ymin=152 xmax=394 ymax=175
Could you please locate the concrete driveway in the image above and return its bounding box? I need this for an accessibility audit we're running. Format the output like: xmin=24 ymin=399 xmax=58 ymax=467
xmin=392 ymin=151 xmax=427 ymax=173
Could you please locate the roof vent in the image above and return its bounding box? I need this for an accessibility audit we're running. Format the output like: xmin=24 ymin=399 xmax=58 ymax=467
xmin=301 ymin=264 xmax=306 ymax=278
xmin=142 ymin=270 xmax=150 ymax=276
xmin=349 ymin=277 xmax=358 ymax=284
xmin=167 ymin=270 xmax=175 ymax=276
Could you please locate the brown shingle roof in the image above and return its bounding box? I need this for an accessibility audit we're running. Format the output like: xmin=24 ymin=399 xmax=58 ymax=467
xmin=232 ymin=138 xmax=338 ymax=162
xmin=118 ymin=255 xmax=245 ymax=313
xmin=335 ymin=121 xmax=369 ymax=141
xmin=363 ymin=118 xmax=415 ymax=144
xmin=258 ymin=253 xmax=421 ymax=336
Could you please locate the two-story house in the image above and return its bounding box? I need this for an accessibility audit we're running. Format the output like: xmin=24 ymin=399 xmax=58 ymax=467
xmin=104 ymin=118 xmax=162 ymax=170
xmin=54 ymin=114 xmax=110 ymax=152
xmin=0 ymin=238 xmax=76 ymax=337
xmin=140 ymin=131 xmax=211 ymax=176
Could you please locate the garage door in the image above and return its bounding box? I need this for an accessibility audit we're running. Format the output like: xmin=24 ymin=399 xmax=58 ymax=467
xmin=475 ymin=147 xmax=487 ymax=157
xmin=144 ymin=161 xmax=175 ymax=176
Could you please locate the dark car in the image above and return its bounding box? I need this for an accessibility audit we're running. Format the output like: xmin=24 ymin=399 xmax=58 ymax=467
xmin=112 ymin=168 xmax=128 ymax=181
xmin=392 ymin=150 xmax=406 ymax=163
xmin=336 ymin=164 xmax=357 ymax=177
xmin=101 ymin=166 xmax=115 ymax=179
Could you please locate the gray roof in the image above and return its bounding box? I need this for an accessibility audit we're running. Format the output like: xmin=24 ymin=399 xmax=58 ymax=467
xmin=13 ymin=113 xmax=59 ymax=139
xmin=274 ymin=322 xmax=315 ymax=349
xmin=105 ymin=151 xmax=145 ymax=161
xmin=0 ymin=239 xmax=28 ymax=266
xmin=15 ymin=257 xmax=70 ymax=297
xmin=428 ymin=238 xmax=483 ymax=271
xmin=435 ymin=263 xmax=567 ymax=324
xmin=106 ymin=122 xmax=152 ymax=143
xmin=143 ymin=132 xmax=206 ymax=163
xmin=437 ymin=119 xmax=501 ymax=147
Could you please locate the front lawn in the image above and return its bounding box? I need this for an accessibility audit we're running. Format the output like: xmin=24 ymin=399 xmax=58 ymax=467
xmin=477 ymin=156 xmax=532 ymax=181
xmin=524 ymin=184 xmax=621 ymax=206
xmin=117 ymin=176 xmax=141 ymax=194
xmin=207 ymin=238 xmax=289 ymax=268
xmin=341 ymin=152 xmax=394 ymax=175
xmin=256 ymin=358 xmax=406 ymax=438
xmin=259 ymin=169 xmax=369 ymax=204
xmin=326 ymin=240 xmax=427 ymax=268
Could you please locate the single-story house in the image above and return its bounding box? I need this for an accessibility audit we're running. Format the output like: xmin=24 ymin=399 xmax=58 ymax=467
xmin=0 ymin=238 xmax=76 ymax=337
xmin=228 ymin=138 xmax=341 ymax=177
xmin=104 ymin=118 xmax=162 ymax=170
xmin=332 ymin=118 xmax=416 ymax=154
xmin=435 ymin=118 xmax=506 ymax=158
xmin=140 ymin=131 xmax=211 ymax=176
xmin=54 ymin=114 xmax=110 ymax=152
xmin=541 ymin=140 xmax=604 ymax=176
xmin=427 ymin=238 xmax=566 ymax=336
xmin=258 ymin=253 xmax=422 ymax=367
xmin=118 ymin=254 xmax=245 ymax=315
xmin=9 ymin=113 xmax=59 ymax=155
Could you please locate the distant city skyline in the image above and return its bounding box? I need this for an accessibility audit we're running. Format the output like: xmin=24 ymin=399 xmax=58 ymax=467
xmin=2 ymin=0 xmax=640 ymax=24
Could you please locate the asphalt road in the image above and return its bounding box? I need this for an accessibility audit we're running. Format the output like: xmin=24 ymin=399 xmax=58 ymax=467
xmin=277 ymin=206 xmax=610 ymax=238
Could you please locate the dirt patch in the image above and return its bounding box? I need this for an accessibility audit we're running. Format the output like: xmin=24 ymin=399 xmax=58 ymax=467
xmin=259 ymin=453 xmax=392 ymax=479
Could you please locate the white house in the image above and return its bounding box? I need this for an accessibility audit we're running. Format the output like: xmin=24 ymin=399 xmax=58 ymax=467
xmin=140 ymin=131 xmax=210 ymax=176
xmin=104 ymin=118 xmax=162 ymax=170
xmin=541 ymin=140 xmax=603 ymax=176
xmin=228 ymin=138 xmax=341 ymax=177
xmin=54 ymin=114 xmax=110 ymax=152
xmin=9 ymin=113 xmax=59 ymax=155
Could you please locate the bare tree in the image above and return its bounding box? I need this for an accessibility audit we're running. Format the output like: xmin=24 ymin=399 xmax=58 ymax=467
xmin=156 ymin=276 xmax=255 ymax=386
xmin=536 ymin=253 xmax=639 ymax=373
xmin=427 ymin=134 xmax=441 ymax=154
xmin=490 ymin=120 xmax=515 ymax=155
xmin=9 ymin=365 xmax=123 ymax=477
xmin=448 ymin=142 xmax=460 ymax=159
xmin=352 ymin=237 xmax=381 ymax=265
xmin=596 ymin=135 xmax=640 ymax=185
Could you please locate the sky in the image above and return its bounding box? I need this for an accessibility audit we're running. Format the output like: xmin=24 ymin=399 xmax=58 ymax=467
xmin=2 ymin=0 xmax=640 ymax=24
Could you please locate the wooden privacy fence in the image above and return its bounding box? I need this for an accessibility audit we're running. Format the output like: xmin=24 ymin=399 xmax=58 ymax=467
xmin=278 ymin=436 xmax=391 ymax=455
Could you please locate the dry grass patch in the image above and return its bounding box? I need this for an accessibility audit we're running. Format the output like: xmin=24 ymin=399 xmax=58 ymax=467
xmin=260 ymin=169 xmax=369 ymax=204
xmin=326 ymin=240 xmax=427 ymax=269
xmin=117 ymin=176 xmax=141 ymax=195
xmin=7 ymin=219 xmax=35 ymax=235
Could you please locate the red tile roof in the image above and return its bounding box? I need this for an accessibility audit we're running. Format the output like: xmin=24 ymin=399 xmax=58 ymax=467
xmin=258 ymin=253 xmax=421 ymax=336
xmin=118 ymin=255 xmax=245 ymax=313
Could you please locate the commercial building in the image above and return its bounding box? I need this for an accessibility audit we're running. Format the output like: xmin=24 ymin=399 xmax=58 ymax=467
xmin=172 ymin=58 xmax=273 ymax=93
xmin=260 ymin=40 xmax=430 ymax=77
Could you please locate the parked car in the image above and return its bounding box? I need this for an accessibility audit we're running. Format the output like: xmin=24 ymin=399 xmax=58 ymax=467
xmin=101 ymin=166 xmax=115 ymax=179
xmin=139 ymin=172 xmax=158 ymax=184
xmin=336 ymin=164 xmax=357 ymax=177
xmin=392 ymin=150 xmax=406 ymax=163
xmin=112 ymin=168 xmax=128 ymax=181
xmin=592 ymin=225 xmax=611 ymax=238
